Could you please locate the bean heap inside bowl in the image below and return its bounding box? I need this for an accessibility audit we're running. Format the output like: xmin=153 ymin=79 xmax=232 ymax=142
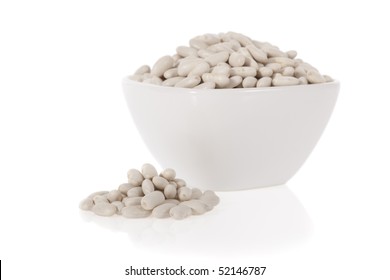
xmin=129 ymin=31 xmax=333 ymax=89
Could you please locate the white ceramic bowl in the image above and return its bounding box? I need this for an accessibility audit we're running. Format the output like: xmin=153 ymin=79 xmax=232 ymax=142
xmin=123 ymin=78 xmax=339 ymax=191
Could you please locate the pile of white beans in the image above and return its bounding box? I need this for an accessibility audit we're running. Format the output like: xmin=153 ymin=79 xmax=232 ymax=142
xmin=129 ymin=32 xmax=332 ymax=89
xmin=79 ymin=164 xmax=219 ymax=220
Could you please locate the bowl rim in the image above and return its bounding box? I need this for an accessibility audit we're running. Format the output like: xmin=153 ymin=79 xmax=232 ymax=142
xmin=122 ymin=76 xmax=340 ymax=95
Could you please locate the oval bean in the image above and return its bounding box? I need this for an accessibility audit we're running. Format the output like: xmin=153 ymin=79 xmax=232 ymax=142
xmin=127 ymin=187 xmax=144 ymax=197
xmin=256 ymin=77 xmax=272 ymax=87
xmin=107 ymin=190 xmax=122 ymax=203
xmin=118 ymin=183 xmax=134 ymax=195
xmin=127 ymin=169 xmax=144 ymax=186
xmin=162 ymin=77 xmax=185 ymax=87
xmin=202 ymin=73 xmax=230 ymax=88
xmin=152 ymin=176 xmax=169 ymax=190
xmin=228 ymin=75 xmax=243 ymax=88
xmin=79 ymin=198 xmax=93 ymax=211
xmin=169 ymin=204 xmax=192 ymax=220
xmin=306 ymin=70 xmax=326 ymax=84
xmin=230 ymin=67 xmax=257 ymax=77
xmin=164 ymin=184 xmax=177 ymax=199
xmin=142 ymin=179 xmax=155 ymax=195
xmin=161 ymin=168 xmax=176 ymax=181
xmin=242 ymin=76 xmax=257 ymax=88
xmin=229 ymin=52 xmax=246 ymax=67
xmin=246 ymin=45 xmax=268 ymax=64
xmin=152 ymin=203 xmax=177 ymax=218
xmin=122 ymin=205 xmax=151 ymax=218
xmin=176 ymin=46 xmax=198 ymax=57
xmin=134 ymin=65 xmax=151 ymax=75
xmin=174 ymin=76 xmax=201 ymax=88
xmin=272 ymin=76 xmax=300 ymax=86
xmin=92 ymin=203 xmax=117 ymax=217
xmin=141 ymin=191 xmax=165 ymax=210
xmin=205 ymin=51 xmax=229 ymax=66
xmin=191 ymin=188 xmax=203 ymax=199
xmin=181 ymin=200 xmax=211 ymax=215
xmin=193 ymin=81 xmax=216 ymax=89
xmin=151 ymin=55 xmax=174 ymax=77
xmin=123 ymin=196 xmax=143 ymax=207
xmin=178 ymin=187 xmax=192 ymax=201
xmin=199 ymin=190 xmax=220 ymax=207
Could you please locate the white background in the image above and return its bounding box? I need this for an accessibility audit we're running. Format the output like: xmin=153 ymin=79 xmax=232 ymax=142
xmin=1 ymin=0 xmax=389 ymax=279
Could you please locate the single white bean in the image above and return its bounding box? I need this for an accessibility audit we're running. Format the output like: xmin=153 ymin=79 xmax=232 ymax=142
xmin=162 ymin=77 xmax=185 ymax=87
xmin=174 ymin=76 xmax=201 ymax=88
xmin=79 ymin=198 xmax=93 ymax=211
xmin=163 ymin=68 xmax=179 ymax=79
xmin=256 ymin=77 xmax=272 ymax=87
xmin=177 ymin=58 xmax=203 ymax=76
xmin=152 ymin=203 xmax=177 ymax=218
xmin=143 ymin=76 xmax=162 ymax=85
xmin=188 ymin=61 xmax=210 ymax=77
xmin=118 ymin=183 xmax=134 ymax=195
xmin=199 ymin=190 xmax=220 ymax=207
xmin=181 ymin=200 xmax=211 ymax=215
xmin=164 ymin=184 xmax=177 ymax=199
xmin=207 ymin=42 xmax=234 ymax=53
xmin=306 ymin=70 xmax=326 ymax=84
xmin=134 ymin=65 xmax=151 ymax=75
xmin=169 ymin=204 xmax=192 ymax=220
xmin=176 ymin=46 xmax=198 ymax=57
xmin=141 ymin=191 xmax=165 ymax=210
xmin=268 ymin=57 xmax=295 ymax=67
xmin=189 ymin=38 xmax=209 ymax=50
xmin=123 ymin=196 xmax=143 ymax=207
xmin=178 ymin=187 xmax=192 ymax=201
xmin=93 ymin=195 xmax=109 ymax=204
xmin=286 ymin=50 xmax=298 ymax=59
xmin=246 ymin=45 xmax=268 ymax=64
xmin=294 ymin=66 xmax=306 ymax=78
xmin=282 ymin=66 xmax=295 ymax=76
xmin=228 ymin=75 xmax=243 ymax=88
xmin=92 ymin=203 xmax=117 ymax=217
xmin=229 ymin=52 xmax=246 ymax=67
xmin=205 ymin=51 xmax=229 ymax=66
xmin=163 ymin=199 xmax=180 ymax=205
xmin=107 ymin=190 xmax=122 ymax=203
xmin=266 ymin=63 xmax=282 ymax=73
xmin=242 ymin=76 xmax=257 ymax=88
xmin=152 ymin=176 xmax=169 ymax=190
xmin=193 ymin=81 xmax=216 ymax=89
xmin=160 ymin=168 xmax=176 ymax=180
xmin=142 ymin=179 xmax=155 ymax=195
xmin=258 ymin=66 xmax=273 ymax=78
xmin=212 ymin=63 xmax=231 ymax=75
xmin=298 ymin=76 xmax=308 ymax=85
xmin=202 ymin=73 xmax=230 ymax=88
xmin=141 ymin=163 xmax=158 ymax=179
xmin=272 ymin=76 xmax=300 ymax=86
xmin=151 ymin=55 xmax=174 ymax=77
xmin=174 ymin=178 xmax=187 ymax=187
xmin=111 ymin=201 xmax=125 ymax=213
xmin=191 ymin=188 xmax=203 ymax=199
xmin=197 ymin=49 xmax=215 ymax=58
xmin=226 ymin=32 xmax=253 ymax=46
xmin=127 ymin=169 xmax=144 ymax=186
xmin=198 ymin=33 xmax=220 ymax=45
xmin=230 ymin=67 xmax=257 ymax=77
xmin=121 ymin=205 xmax=151 ymax=218
xmin=88 ymin=191 xmax=108 ymax=199
xmin=126 ymin=187 xmax=144 ymax=197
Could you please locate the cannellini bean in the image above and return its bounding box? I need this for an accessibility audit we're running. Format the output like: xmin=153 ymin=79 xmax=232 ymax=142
xmin=246 ymin=44 xmax=268 ymax=64
xmin=306 ymin=70 xmax=326 ymax=84
xmin=107 ymin=190 xmax=122 ymax=203
xmin=294 ymin=66 xmax=306 ymax=78
xmin=143 ymin=76 xmax=162 ymax=85
xmin=164 ymin=184 xmax=177 ymax=199
xmin=123 ymin=196 xmax=142 ymax=207
xmin=111 ymin=201 xmax=125 ymax=213
xmin=181 ymin=200 xmax=211 ymax=215
xmin=199 ymin=190 xmax=220 ymax=207
xmin=134 ymin=65 xmax=150 ymax=75
xmin=163 ymin=68 xmax=179 ymax=79
xmin=141 ymin=179 xmax=155 ymax=195
xmin=212 ymin=63 xmax=231 ymax=75
xmin=152 ymin=176 xmax=169 ymax=190
xmin=163 ymin=199 xmax=180 ymax=205
xmin=178 ymin=187 xmax=192 ymax=201
xmin=257 ymin=77 xmax=272 ymax=87
xmin=127 ymin=169 xmax=144 ymax=186
xmin=268 ymin=57 xmax=295 ymax=67
xmin=197 ymin=49 xmax=215 ymax=58
xmin=230 ymin=67 xmax=257 ymax=77
xmin=193 ymin=81 xmax=216 ymax=89
xmin=207 ymin=42 xmax=234 ymax=53
xmin=141 ymin=163 xmax=158 ymax=179
xmin=169 ymin=204 xmax=192 ymax=220
xmin=118 ymin=183 xmax=134 ymax=195
xmin=174 ymin=76 xmax=201 ymax=88
xmin=298 ymin=76 xmax=308 ymax=85
xmin=286 ymin=50 xmax=298 ymax=59
xmin=191 ymin=188 xmax=203 ymax=199
xmin=258 ymin=67 xmax=273 ymax=77
xmin=272 ymin=76 xmax=300 ymax=86
xmin=198 ymin=33 xmax=220 ymax=45
xmin=205 ymin=51 xmax=229 ymax=66
xmin=189 ymin=38 xmax=209 ymax=50
xmin=162 ymin=77 xmax=185 ymax=87
xmin=188 ymin=61 xmax=210 ymax=77
xmin=266 ymin=63 xmax=282 ymax=73
xmin=93 ymin=195 xmax=109 ymax=204
xmin=141 ymin=191 xmax=165 ymax=210
xmin=151 ymin=55 xmax=174 ymax=77
xmin=228 ymin=75 xmax=243 ymax=88
xmin=92 ymin=203 xmax=117 ymax=217
xmin=202 ymin=73 xmax=230 ymax=88
xmin=229 ymin=52 xmax=246 ymax=67
xmin=79 ymin=198 xmax=94 ymax=211
xmin=152 ymin=203 xmax=177 ymax=218
xmin=122 ymin=205 xmax=151 ymax=218
xmin=226 ymin=31 xmax=253 ymax=46
xmin=161 ymin=168 xmax=176 ymax=180
xmin=282 ymin=66 xmax=295 ymax=76
xmin=127 ymin=187 xmax=144 ymax=197
xmin=176 ymin=46 xmax=198 ymax=57
xmin=174 ymin=178 xmax=187 ymax=187
xmin=177 ymin=58 xmax=203 ymax=76
xmin=242 ymin=76 xmax=257 ymax=88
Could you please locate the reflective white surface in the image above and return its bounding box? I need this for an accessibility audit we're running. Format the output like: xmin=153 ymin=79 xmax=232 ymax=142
xmin=80 ymin=185 xmax=312 ymax=255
